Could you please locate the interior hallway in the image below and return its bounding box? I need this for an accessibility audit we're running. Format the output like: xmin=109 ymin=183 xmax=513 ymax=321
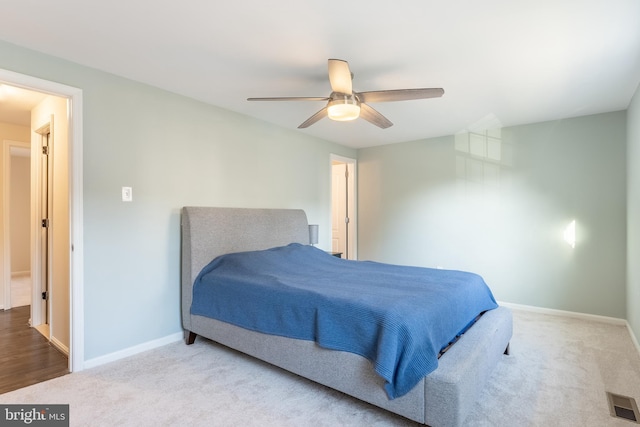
xmin=0 ymin=275 xmax=68 ymax=394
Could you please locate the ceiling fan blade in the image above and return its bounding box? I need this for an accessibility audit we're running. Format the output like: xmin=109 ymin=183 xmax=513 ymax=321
xmin=298 ymin=106 xmax=328 ymax=128
xmin=357 ymin=88 xmax=444 ymax=103
xmin=247 ymin=96 xmax=329 ymax=101
xmin=328 ymin=59 xmax=353 ymax=95
xmin=359 ymin=103 xmax=393 ymax=129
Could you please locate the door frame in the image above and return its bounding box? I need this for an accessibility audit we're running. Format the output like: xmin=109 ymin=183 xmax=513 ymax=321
xmin=330 ymin=154 xmax=357 ymax=260
xmin=32 ymin=121 xmax=53 ymax=333
xmin=0 ymin=68 xmax=84 ymax=372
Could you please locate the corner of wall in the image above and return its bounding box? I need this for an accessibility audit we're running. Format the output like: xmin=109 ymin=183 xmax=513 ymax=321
xmin=627 ymin=81 xmax=640 ymax=349
xmin=627 ymin=322 xmax=640 ymax=357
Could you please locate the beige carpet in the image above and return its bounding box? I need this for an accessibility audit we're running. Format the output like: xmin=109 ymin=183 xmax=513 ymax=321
xmin=2 ymin=309 xmax=640 ymax=426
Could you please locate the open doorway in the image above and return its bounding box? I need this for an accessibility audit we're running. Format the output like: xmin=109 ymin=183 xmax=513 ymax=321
xmin=0 ymin=69 xmax=84 ymax=374
xmin=331 ymin=155 xmax=357 ymax=260
xmin=2 ymin=142 xmax=31 ymax=310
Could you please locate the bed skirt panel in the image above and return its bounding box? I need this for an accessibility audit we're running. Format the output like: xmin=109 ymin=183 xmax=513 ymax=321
xmin=190 ymin=314 xmax=427 ymax=423
xmin=189 ymin=305 xmax=512 ymax=426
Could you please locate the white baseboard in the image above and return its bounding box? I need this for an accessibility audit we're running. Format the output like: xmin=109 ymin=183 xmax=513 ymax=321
xmin=498 ymin=301 xmax=627 ymax=325
xmin=627 ymin=323 xmax=640 ymax=356
xmin=79 ymin=304 xmax=640 ymax=369
xmin=83 ymin=332 xmax=183 ymax=370
xmin=500 ymin=301 xmax=640 ymax=356
xmin=10 ymin=271 xmax=30 ymax=278
xmin=51 ymin=336 xmax=69 ymax=356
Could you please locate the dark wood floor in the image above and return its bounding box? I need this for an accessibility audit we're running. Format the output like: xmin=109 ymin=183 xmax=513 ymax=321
xmin=0 ymin=305 xmax=69 ymax=394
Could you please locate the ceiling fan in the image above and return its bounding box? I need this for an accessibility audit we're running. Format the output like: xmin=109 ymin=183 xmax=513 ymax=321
xmin=247 ymin=59 xmax=444 ymax=129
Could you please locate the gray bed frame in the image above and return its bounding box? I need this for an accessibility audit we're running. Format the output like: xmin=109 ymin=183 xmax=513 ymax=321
xmin=181 ymin=206 xmax=512 ymax=426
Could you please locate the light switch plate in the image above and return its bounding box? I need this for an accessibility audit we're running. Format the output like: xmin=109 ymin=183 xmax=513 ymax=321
xmin=122 ymin=186 xmax=132 ymax=202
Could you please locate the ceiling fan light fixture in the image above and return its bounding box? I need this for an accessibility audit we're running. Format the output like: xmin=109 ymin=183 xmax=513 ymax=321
xmin=248 ymin=59 xmax=444 ymax=129
xmin=327 ymin=95 xmax=360 ymax=121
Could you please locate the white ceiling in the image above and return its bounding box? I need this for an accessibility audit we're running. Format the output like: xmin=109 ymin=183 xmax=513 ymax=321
xmin=1 ymin=0 xmax=639 ymax=148
xmin=0 ymin=84 xmax=47 ymax=126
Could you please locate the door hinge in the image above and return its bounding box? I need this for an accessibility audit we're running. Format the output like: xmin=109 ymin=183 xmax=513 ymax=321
xmin=42 ymin=146 xmax=49 ymax=155
xmin=41 ymin=291 xmax=48 ymax=300
xmin=41 ymin=218 xmax=49 ymax=228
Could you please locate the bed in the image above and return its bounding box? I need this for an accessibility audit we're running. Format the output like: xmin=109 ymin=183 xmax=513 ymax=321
xmin=181 ymin=206 xmax=512 ymax=426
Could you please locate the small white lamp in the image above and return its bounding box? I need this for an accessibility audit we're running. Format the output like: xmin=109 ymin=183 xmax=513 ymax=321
xmin=308 ymin=224 xmax=319 ymax=246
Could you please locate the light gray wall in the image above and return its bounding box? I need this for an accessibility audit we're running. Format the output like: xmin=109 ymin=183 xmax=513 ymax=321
xmin=358 ymin=111 xmax=627 ymax=318
xmin=628 ymin=84 xmax=640 ymax=344
xmin=0 ymin=40 xmax=355 ymax=361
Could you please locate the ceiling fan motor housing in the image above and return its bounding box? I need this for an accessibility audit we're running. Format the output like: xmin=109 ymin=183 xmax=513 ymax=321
xmin=327 ymin=92 xmax=361 ymax=121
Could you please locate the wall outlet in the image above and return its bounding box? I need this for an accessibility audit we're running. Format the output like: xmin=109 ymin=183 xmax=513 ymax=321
xmin=122 ymin=186 xmax=132 ymax=202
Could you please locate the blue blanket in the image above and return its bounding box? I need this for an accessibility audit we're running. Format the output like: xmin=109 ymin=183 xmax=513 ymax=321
xmin=191 ymin=243 xmax=498 ymax=399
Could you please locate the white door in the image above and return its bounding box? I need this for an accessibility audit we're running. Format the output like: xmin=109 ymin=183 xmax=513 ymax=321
xmin=331 ymin=163 xmax=346 ymax=254
xmin=331 ymin=156 xmax=356 ymax=259
xmin=39 ymin=130 xmax=52 ymax=330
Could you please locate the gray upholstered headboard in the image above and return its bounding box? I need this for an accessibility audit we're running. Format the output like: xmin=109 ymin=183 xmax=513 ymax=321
xmin=181 ymin=206 xmax=310 ymax=330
